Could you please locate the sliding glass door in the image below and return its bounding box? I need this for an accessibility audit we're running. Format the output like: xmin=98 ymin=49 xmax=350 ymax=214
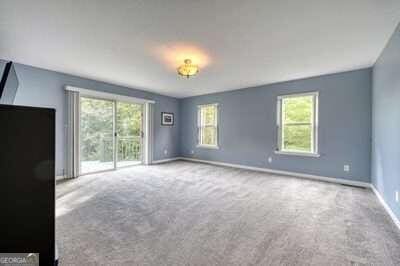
xmin=79 ymin=96 xmax=143 ymax=175
xmin=116 ymin=102 xmax=143 ymax=168
xmin=80 ymin=97 xmax=115 ymax=174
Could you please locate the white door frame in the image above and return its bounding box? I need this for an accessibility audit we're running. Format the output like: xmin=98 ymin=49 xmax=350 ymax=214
xmin=66 ymin=86 xmax=154 ymax=176
xmin=143 ymin=102 xmax=153 ymax=165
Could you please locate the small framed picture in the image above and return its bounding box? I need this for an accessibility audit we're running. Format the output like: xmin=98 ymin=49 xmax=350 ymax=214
xmin=161 ymin=112 xmax=174 ymax=126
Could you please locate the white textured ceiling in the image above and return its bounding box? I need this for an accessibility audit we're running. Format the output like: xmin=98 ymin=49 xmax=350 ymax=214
xmin=1 ymin=0 xmax=400 ymax=98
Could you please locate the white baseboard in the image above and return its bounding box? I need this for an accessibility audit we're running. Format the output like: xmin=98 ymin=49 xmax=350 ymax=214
xmin=152 ymin=157 xmax=181 ymax=164
xmin=371 ymin=186 xmax=400 ymax=231
xmin=178 ymin=157 xmax=370 ymax=188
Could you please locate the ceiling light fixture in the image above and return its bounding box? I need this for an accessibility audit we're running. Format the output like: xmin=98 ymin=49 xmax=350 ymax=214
xmin=177 ymin=59 xmax=199 ymax=78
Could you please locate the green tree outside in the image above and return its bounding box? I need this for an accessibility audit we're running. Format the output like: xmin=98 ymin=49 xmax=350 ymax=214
xmin=80 ymin=97 xmax=142 ymax=162
xmin=282 ymin=96 xmax=313 ymax=152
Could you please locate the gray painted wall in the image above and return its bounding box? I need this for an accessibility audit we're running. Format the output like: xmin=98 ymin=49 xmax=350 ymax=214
xmin=0 ymin=60 xmax=180 ymax=176
xmin=180 ymin=69 xmax=372 ymax=182
xmin=1 ymin=60 xmax=373 ymax=183
xmin=371 ymin=23 xmax=400 ymax=220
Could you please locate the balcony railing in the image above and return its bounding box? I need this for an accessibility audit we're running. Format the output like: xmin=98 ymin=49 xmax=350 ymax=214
xmin=117 ymin=136 xmax=141 ymax=161
xmin=99 ymin=136 xmax=141 ymax=162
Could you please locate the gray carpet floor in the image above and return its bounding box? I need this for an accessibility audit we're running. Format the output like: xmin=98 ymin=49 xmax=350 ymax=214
xmin=56 ymin=161 xmax=400 ymax=265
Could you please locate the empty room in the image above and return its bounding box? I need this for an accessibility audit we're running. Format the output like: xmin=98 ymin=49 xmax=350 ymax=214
xmin=1 ymin=1 xmax=400 ymax=265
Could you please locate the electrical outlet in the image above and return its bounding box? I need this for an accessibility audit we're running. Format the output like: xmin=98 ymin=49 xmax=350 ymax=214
xmin=164 ymin=149 xmax=168 ymax=155
xmin=396 ymin=191 xmax=399 ymax=203
xmin=191 ymin=150 xmax=194 ymax=154
xmin=343 ymin=165 xmax=350 ymax=172
xmin=268 ymin=157 xmax=272 ymax=163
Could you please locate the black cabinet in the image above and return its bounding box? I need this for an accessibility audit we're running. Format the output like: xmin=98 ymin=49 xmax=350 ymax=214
xmin=0 ymin=104 xmax=55 ymax=265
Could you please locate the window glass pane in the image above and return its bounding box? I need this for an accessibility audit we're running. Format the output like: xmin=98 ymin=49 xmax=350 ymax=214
xmin=116 ymin=102 xmax=142 ymax=167
xmin=202 ymin=106 xmax=216 ymax=125
xmin=283 ymin=124 xmax=312 ymax=152
xmin=80 ymin=97 xmax=114 ymax=174
xmin=283 ymin=96 xmax=313 ymax=124
xmin=202 ymin=126 xmax=216 ymax=145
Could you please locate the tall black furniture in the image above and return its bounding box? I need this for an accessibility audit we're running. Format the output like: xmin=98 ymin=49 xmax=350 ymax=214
xmin=0 ymin=104 xmax=55 ymax=265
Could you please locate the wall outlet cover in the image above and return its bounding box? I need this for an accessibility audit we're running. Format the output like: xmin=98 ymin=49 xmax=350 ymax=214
xmin=191 ymin=150 xmax=194 ymax=154
xmin=164 ymin=149 xmax=168 ymax=155
xmin=268 ymin=157 xmax=272 ymax=163
xmin=396 ymin=191 xmax=399 ymax=203
xmin=344 ymin=165 xmax=350 ymax=172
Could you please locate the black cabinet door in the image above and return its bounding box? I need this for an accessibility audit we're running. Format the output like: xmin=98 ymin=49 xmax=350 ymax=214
xmin=0 ymin=104 xmax=55 ymax=265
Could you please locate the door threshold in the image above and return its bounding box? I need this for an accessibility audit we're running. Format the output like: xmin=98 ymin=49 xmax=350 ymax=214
xmin=79 ymin=163 xmax=142 ymax=177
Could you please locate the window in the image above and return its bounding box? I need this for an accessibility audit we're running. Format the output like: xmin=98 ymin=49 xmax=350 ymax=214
xmin=198 ymin=104 xmax=218 ymax=148
xmin=277 ymin=92 xmax=319 ymax=156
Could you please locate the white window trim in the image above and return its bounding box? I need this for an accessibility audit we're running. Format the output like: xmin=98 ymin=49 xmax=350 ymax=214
xmin=276 ymin=91 xmax=319 ymax=157
xmin=274 ymin=150 xmax=320 ymax=157
xmin=197 ymin=103 xmax=219 ymax=149
xmin=196 ymin=144 xmax=220 ymax=149
xmin=65 ymin=86 xmax=156 ymax=104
